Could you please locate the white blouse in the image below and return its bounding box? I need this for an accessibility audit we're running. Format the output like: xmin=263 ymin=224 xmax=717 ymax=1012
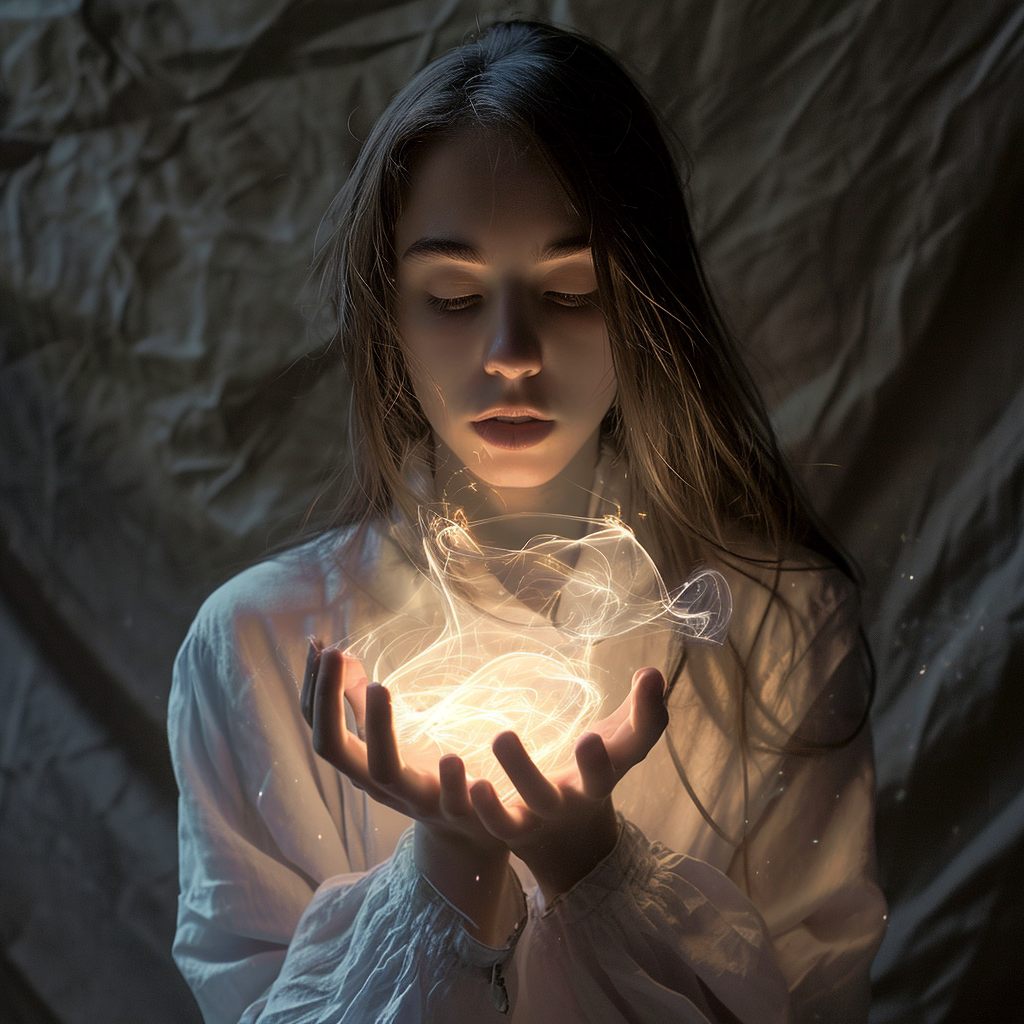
xmin=169 ymin=502 xmax=887 ymax=1024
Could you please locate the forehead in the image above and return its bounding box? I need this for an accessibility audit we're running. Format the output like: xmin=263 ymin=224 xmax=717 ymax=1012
xmin=395 ymin=128 xmax=585 ymax=259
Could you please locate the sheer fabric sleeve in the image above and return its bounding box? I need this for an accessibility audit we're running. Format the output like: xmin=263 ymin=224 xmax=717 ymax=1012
xmin=169 ymin=567 xmax=528 ymax=1024
xmin=714 ymin=565 xmax=888 ymax=1022
xmin=169 ymin=591 xmax=351 ymax=1023
xmin=513 ymin=817 xmax=791 ymax=1024
xmin=254 ymin=831 xmax=526 ymax=1024
xmin=726 ymin=642 xmax=888 ymax=1022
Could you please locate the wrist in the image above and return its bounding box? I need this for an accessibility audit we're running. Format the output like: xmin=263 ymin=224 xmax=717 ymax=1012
xmin=532 ymin=800 xmax=620 ymax=902
xmin=414 ymin=823 xmax=513 ymax=946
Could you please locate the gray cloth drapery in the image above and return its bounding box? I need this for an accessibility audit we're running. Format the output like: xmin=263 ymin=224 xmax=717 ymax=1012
xmin=1 ymin=2 xmax=1022 ymax=1021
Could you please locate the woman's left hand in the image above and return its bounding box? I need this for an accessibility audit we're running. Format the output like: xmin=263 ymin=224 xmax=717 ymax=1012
xmin=469 ymin=666 xmax=669 ymax=902
xmin=301 ymin=642 xmax=516 ymax=944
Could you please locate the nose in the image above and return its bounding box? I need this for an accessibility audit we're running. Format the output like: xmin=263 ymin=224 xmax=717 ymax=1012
xmin=484 ymin=287 xmax=542 ymax=379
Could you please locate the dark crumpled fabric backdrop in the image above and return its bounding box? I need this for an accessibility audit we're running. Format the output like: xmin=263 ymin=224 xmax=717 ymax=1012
xmin=1 ymin=2 xmax=1022 ymax=1021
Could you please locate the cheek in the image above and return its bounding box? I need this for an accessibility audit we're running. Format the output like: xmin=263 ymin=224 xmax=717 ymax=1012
xmin=398 ymin=318 xmax=464 ymax=430
xmin=579 ymin=342 xmax=617 ymax=430
xmin=404 ymin=354 xmax=450 ymax=427
xmin=571 ymin=328 xmax=616 ymax=409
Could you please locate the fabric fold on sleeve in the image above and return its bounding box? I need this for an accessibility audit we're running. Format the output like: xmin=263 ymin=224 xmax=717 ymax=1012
xmin=514 ymin=816 xmax=790 ymax=1024
xmin=169 ymin=566 xmax=357 ymax=1024
xmin=253 ymin=829 xmax=528 ymax=1024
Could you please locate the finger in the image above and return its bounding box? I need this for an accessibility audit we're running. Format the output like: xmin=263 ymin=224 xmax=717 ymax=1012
xmin=341 ymin=652 xmax=369 ymax=736
xmin=313 ymin=648 xmax=363 ymax=773
xmin=605 ymin=668 xmax=669 ymax=772
xmin=364 ymin=683 xmax=403 ymax=786
xmin=438 ymin=754 xmax=474 ymax=819
xmin=575 ymin=732 xmax=617 ymax=799
xmin=300 ymin=637 xmax=323 ymax=727
xmin=492 ymin=731 xmax=561 ymax=816
xmin=469 ymin=778 xmax=523 ymax=842
xmin=630 ymin=667 xmax=670 ymax=740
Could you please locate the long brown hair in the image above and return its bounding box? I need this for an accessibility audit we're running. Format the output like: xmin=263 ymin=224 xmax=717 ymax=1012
xmin=309 ymin=21 xmax=871 ymax=858
xmin=314 ymin=18 xmax=848 ymax=586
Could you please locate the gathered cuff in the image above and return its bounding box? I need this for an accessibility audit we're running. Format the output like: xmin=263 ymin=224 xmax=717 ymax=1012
xmin=399 ymin=829 xmax=526 ymax=1013
xmin=257 ymin=829 xmax=528 ymax=1022
xmin=408 ymin=830 xmax=528 ymax=967
xmin=539 ymin=813 xmax=654 ymax=921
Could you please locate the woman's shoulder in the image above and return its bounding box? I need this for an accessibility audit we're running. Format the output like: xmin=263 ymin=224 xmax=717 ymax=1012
xmin=188 ymin=529 xmax=353 ymax=642
xmin=181 ymin=518 xmax=428 ymax=656
xmin=694 ymin=535 xmax=867 ymax=742
xmin=711 ymin=535 xmax=858 ymax=645
xmin=171 ymin=526 xmax=380 ymax=717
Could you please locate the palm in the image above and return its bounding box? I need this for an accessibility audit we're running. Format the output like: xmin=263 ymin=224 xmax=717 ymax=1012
xmin=301 ymin=643 xmax=502 ymax=856
xmin=468 ymin=666 xmax=669 ymax=899
xmin=303 ymin=642 xmax=668 ymax=901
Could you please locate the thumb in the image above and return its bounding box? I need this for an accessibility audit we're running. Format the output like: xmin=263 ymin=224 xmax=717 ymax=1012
xmin=630 ymin=667 xmax=669 ymax=742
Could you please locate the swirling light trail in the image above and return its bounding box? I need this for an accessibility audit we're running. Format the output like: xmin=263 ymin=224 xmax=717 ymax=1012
xmin=348 ymin=513 xmax=731 ymax=800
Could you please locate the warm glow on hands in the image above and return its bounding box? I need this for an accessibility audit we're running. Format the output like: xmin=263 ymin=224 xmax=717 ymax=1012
xmin=347 ymin=512 xmax=731 ymax=802
xmin=469 ymin=665 xmax=671 ymax=899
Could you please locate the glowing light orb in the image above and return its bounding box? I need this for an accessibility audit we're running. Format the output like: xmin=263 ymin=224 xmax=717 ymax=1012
xmin=385 ymin=648 xmax=601 ymax=794
xmin=350 ymin=512 xmax=731 ymax=801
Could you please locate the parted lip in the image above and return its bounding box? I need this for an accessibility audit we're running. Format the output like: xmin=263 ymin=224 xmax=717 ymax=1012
xmin=471 ymin=407 xmax=552 ymax=422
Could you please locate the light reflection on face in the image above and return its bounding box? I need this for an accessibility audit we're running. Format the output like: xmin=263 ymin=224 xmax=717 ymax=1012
xmin=395 ymin=129 xmax=617 ymax=493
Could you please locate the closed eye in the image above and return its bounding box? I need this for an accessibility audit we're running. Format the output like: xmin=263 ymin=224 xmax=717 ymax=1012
xmin=426 ymin=294 xmax=481 ymax=313
xmin=546 ymin=290 xmax=598 ymax=308
xmin=425 ymin=290 xmax=598 ymax=313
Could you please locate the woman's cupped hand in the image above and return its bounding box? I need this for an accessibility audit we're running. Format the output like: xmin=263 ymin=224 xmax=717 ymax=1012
xmin=301 ymin=640 xmax=668 ymax=930
xmin=471 ymin=665 xmax=668 ymax=902
xmin=302 ymin=641 xmax=504 ymax=860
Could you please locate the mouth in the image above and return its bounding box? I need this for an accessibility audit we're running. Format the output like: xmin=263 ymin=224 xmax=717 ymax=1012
xmin=471 ymin=410 xmax=554 ymax=450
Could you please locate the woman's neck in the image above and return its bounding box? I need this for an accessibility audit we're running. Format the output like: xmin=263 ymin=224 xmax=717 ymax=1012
xmin=431 ymin=432 xmax=603 ymax=550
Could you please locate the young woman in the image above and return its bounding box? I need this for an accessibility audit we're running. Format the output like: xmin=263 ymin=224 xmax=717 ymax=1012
xmin=169 ymin=20 xmax=887 ymax=1024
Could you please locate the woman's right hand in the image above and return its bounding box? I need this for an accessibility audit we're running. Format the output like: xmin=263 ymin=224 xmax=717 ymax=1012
xmin=301 ymin=641 xmax=516 ymax=945
xmin=469 ymin=666 xmax=669 ymax=902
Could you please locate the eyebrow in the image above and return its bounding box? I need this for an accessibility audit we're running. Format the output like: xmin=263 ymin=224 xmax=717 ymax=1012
xmin=401 ymin=234 xmax=592 ymax=264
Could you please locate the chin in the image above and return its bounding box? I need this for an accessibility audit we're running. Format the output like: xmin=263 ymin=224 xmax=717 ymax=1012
xmin=470 ymin=463 xmax=562 ymax=490
xmin=460 ymin=449 xmax=569 ymax=491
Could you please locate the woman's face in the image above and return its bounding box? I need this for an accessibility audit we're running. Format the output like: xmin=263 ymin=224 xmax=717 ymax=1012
xmin=395 ymin=129 xmax=616 ymax=492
